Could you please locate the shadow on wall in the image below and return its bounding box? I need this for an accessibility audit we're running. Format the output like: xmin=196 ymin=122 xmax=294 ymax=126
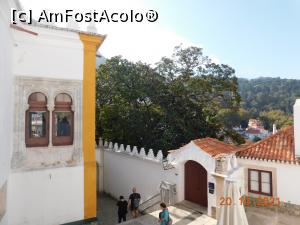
xmin=0 ymin=182 xmax=7 ymax=222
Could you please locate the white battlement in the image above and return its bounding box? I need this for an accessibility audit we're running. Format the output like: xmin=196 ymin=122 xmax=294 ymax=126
xmin=99 ymin=138 xmax=165 ymax=162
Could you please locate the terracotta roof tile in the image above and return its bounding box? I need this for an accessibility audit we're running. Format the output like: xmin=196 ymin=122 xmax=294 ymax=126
xmin=236 ymin=126 xmax=300 ymax=164
xmin=192 ymin=138 xmax=238 ymax=157
xmin=246 ymin=128 xmax=261 ymax=134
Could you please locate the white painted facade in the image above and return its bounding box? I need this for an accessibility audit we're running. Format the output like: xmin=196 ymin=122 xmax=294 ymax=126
xmin=5 ymin=24 xmax=85 ymax=225
xmin=0 ymin=0 xmax=14 ymax=187
xmin=0 ymin=1 xmax=90 ymax=224
xmin=168 ymin=142 xmax=241 ymax=218
xmin=245 ymin=130 xmax=269 ymax=141
xmin=99 ymin=140 xmax=240 ymax=218
xmin=237 ymin=99 xmax=300 ymax=207
xmin=237 ymin=158 xmax=300 ymax=205
xmin=294 ymin=99 xmax=300 ymax=156
xmin=99 ymin=134 xmax=300 ymax=218
xmin=12 ymin=24 xmax=84 ymax=80
xmin=7 ymin=166 xmax=84 ymax=225
xmin=0 ymin=0 xmax=18 ymax=224
xmin=168 ymin=142 xmax=217 ymax=215
xmin=99 ymin=142 xmax=178 ymax=203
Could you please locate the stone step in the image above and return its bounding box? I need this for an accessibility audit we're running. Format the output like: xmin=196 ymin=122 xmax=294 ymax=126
xmin=120 ymin=203 xmax=217 ymax=225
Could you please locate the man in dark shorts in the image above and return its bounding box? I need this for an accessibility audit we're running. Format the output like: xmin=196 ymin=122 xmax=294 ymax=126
xmin=117 ymin=196 xmax=128 ymax=223
xmin=128 ymin=187 xmax=141 ymax=218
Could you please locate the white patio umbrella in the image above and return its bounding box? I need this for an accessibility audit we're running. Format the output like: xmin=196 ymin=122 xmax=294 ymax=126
xmin=217 ymin=178 xmax=249 ymax=225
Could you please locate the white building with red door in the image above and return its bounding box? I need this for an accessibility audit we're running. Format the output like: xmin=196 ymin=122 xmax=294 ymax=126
xmin=99 ymin=137 xmax=241 ymax=219
xmin=236 ymin=100 xmax=300 ymax=211
xmin=98 ymin=100 xmax=300 ymax=219
xmin=166 ymin=138 xmax=241 ymax=218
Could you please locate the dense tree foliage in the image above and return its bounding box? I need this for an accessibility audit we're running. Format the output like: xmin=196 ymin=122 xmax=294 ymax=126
xmin=237 ymin=77 xmax=299 ymax=130
xmin=259 ymin=110 xmax=293 ymax=131
xmin=217 ymin=108 xmax=251 ymax=129
xmin=238 ymin=77 xmax=300 ymax=115
xmin=96 ymin=46 xmax=243 ymax=154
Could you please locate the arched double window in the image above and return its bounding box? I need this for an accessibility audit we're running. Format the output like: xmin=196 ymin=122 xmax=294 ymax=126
xmin=25 ymin=92 xmax=49 ymax=147
xmin=52 ymin=93 xmax=74 ymax=146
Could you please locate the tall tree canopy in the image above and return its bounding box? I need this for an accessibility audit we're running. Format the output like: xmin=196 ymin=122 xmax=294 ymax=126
xmin=96 ymin=46 xmax=242 ymax=154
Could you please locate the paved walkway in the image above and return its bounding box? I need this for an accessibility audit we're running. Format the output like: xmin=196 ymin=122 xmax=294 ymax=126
xmin=246 ymin=207 xmax=300 ymax=225
xmin=96 ymin=193 xmax=300 ymax=225
xmin=97 ymin=193 xmax=132 ymax=225
xmin=97 ymin=194 xmax=216 ymax=225
xmin=121 ymin=202 xmax=217 ymax=225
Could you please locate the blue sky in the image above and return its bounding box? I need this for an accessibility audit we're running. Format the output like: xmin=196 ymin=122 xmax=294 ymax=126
xmin=143 ymin=0 xmax=300 ymax=79
xmin=21 ymin=0 xmax=300 ymax=79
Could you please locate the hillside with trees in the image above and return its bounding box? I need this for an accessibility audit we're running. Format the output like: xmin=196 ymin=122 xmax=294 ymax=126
xmin=96 ymin=46 xmax=299 ymax=153
xmin=237 ymin=77 xmax=299 ymax=130
xmin=238 ymin=77 xmax=300 ymax=115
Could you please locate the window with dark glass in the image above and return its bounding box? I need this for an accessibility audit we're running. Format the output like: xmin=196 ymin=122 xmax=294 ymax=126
xmin=25 ymin=92 xmax=49 ymax=147
xmin=52 ymin=93 xmax=74 ymax=146
xmin=248 ymin=169 xmax=272 ymax=196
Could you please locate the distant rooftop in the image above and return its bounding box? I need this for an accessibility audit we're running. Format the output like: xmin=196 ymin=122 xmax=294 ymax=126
xmin=245 ymin=128 xmax=262 ymax=134
xmin=236 ymin=126 xmax=299 ymax=164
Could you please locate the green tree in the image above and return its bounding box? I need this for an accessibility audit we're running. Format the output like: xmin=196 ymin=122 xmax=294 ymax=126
xmin=259 ymin=110 xmax=293 ymax=131
xmin=238 ymin=77 xmax=300 ymax=115
xmin=238 ymin=108 xmax=251 ymax=129
xmin=96 ymin=46 xmax=243 ymax=154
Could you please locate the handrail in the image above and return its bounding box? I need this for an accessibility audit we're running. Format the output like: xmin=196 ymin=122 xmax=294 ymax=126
xmin=139 ymin=181 xmax=177 ymax=213
xmin=139 ymin=193 xmax=161 ymax=213
xmin=160 ymin=181 xmax=177 ymax=205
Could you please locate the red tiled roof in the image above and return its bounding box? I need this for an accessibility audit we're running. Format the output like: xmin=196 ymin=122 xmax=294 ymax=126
xmin=192 ymin=138 xmax=238 ymax=157
xmin=246 ymin=128 xmax=261 ymax=134
xmin=236 ymin=126 xmax=300 ymax=164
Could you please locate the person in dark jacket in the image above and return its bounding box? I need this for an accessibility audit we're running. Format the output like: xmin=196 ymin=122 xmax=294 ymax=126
xmin=128 ymin=187 xmax=141 ymax=218
xmin=117 ymin=196 xmax=128 ymax=223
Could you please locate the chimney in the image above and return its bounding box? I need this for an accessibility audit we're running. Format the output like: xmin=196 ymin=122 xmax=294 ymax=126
xmin=272 ymin=124 xmax=277 ymax=134
xmin=294 ymin=99 xmax=300 ymax=156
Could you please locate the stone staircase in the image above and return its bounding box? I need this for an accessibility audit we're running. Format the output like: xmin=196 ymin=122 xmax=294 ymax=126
xmin=120 ymin=201 xmax=217 ymax=225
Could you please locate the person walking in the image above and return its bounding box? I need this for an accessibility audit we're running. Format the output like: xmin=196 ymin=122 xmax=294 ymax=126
xmin=159 ymin=202 xmax=172 ymax=225
xmin=117 ymin=196 xmax=128 ymax=223
xmin=128 ymin=187 xmax=141 ymax=218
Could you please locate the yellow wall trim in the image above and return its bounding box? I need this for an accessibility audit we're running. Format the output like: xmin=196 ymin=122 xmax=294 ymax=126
xmin=80 ymin=33 xmax=105 ymax=219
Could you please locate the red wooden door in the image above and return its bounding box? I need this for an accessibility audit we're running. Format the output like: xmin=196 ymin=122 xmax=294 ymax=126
xmin=185 ymin=160 xmax=208 ymax=206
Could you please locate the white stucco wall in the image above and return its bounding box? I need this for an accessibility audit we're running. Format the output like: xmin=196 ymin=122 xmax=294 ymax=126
xmin=237 ymin=158 xmax=300 ymax=205
xmin=6 ymin=166 xmax=84 ymax=225
xmin=169 ymin=142 xmax=217 ymax=216
xmin=0 ymin=0 xmax=14 ymax=190
xmin=96 ymin=148 xmax=104 ymax=192
xmin=103 ymin=149 xmax=179 ymax=202
xmin=102 ymin=139 xmax=243 ymax=219
xmin=294 ymin=99 xmax=300 ymax=156
xmin=0 ymin=1 xmax=17 ymax=224
xmin=3 ymin=17 xmax=86 ymax=225
xmin=12 ymin=24 xmax=83 ymax=80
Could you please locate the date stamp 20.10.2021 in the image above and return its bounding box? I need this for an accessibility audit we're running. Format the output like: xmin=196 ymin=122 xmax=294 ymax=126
xmin=220 ymin=196 xmax=280 ymax=207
